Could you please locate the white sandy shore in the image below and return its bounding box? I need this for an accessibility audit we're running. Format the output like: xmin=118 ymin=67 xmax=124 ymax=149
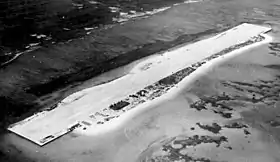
xmin=113 ymin=0 xmax=203 ymax=23
xmin=8 ymin=23 xmax=272 ymax=146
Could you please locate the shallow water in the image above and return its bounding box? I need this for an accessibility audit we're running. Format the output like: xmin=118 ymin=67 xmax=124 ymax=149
xmin=2 ymin=0 xmax=280 ymax=161
xmin=117 ymin=34 xmax=280 ymax=162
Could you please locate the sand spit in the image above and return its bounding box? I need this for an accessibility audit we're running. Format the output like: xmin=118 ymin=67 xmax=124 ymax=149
xmin=8 ymin=23 xmax=272 ymax=146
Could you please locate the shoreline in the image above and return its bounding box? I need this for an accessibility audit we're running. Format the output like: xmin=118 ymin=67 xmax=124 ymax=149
xmin=7 ymin=23 xmax=272 ymax=146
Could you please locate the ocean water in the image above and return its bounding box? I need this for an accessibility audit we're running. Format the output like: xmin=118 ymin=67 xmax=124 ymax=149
xmin=2 ymin=0 xmax=280 ymax=161
xmin=0 ymin=0 xmax=190 ymax=64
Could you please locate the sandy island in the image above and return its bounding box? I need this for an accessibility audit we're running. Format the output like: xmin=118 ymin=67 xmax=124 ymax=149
xmin=8 ymin=23 xmax=272 ymax=146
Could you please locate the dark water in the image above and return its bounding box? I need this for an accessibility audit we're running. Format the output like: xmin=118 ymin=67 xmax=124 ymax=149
xmin=0 ymin=0 xmax=185 ymax=60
